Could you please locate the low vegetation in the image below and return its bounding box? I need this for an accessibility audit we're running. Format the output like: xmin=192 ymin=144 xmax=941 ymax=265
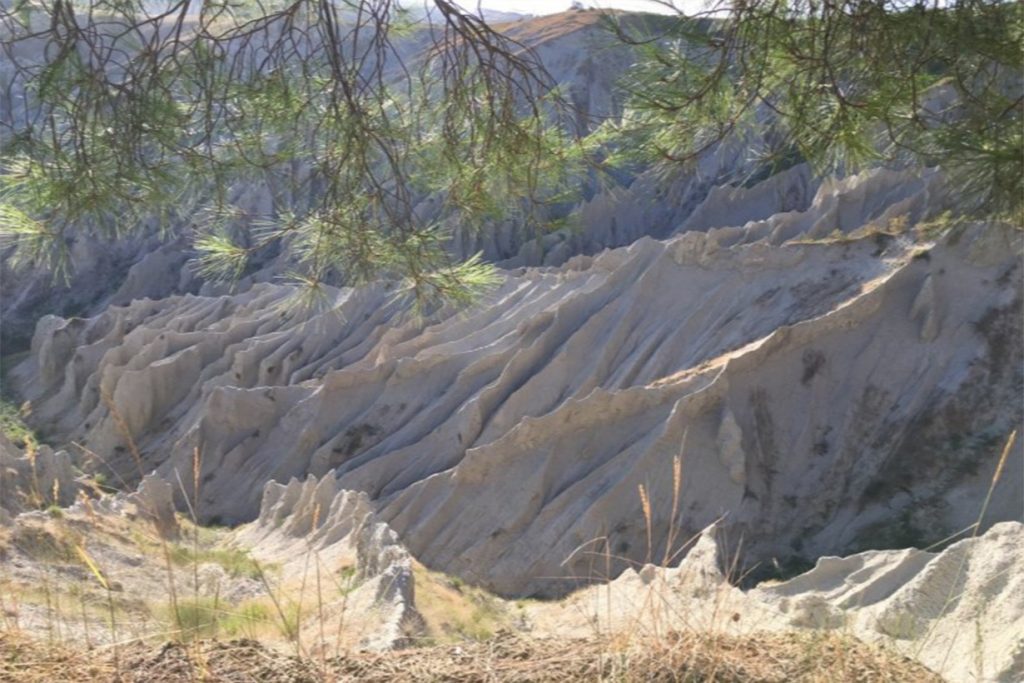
xmin=165 ymin=544 xmax=262 ymax=581
xmin=0 ymin=628 xmax=942 ymax=682
xmin=0 ymin=353 xmax=36 ymax=450
xmin=0 ymin=398 xmax=35 ymax=450
xmin=411 ymin=564 xmax=512 ymax=644
xmin=158 ymin=597 xmax=284 ymax=643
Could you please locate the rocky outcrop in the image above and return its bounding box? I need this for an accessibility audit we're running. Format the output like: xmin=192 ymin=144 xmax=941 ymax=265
xmin=754 ymin=522 xmax=1024 ymax=682
xmin=236 ymin=473 xmax=422 ymax=650
xmin=537 ymin=521 xmax=1024 ymax=682
xmin=8 ymin=167 xmax=1022 ymax=600
xmin=0 ymin=231 xmax=179 ymax=353
xmin=0 ymin=434 xmax=78 ymax=521
xmin=380 ymin=223 xmax=1021 ymax=597
xmin=124 ymin=474 xmax=180 ymax=539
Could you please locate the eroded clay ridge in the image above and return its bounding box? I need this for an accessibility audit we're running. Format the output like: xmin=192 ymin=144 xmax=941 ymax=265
xmin=11 ymin=166 xmax=1022 ymax=597
xmin=555 ymin=519 xmax=1024 ymax=682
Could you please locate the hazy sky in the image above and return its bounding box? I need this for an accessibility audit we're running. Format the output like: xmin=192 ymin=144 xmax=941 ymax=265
xmin=475 ymin=0 xmax=704 ymax=16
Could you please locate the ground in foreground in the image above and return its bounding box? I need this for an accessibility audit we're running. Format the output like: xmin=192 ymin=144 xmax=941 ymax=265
xmin=0 ymin=630 xmax=941 ymax=682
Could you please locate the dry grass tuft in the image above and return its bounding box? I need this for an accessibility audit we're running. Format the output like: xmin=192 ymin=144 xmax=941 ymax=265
xmin=0 ymin=628 xmax=942 ymax=682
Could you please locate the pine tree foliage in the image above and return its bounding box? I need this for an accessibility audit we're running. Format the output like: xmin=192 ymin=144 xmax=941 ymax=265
xmin=609 ymin=0 xmax=1022 ymax=218
xmin=0 ymin=0 xmax=1020 ymax=304
xmin=0 ymin=0 xmax=579 ymax=300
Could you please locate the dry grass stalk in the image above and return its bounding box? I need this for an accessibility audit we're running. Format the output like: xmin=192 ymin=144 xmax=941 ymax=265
xmin=99 ymin=390 xmax=146 ymax=481
xmin=638 ymin=483 xmax=652 ymax=566
xmin=918 ymin=429 xmax=1018 ymax=670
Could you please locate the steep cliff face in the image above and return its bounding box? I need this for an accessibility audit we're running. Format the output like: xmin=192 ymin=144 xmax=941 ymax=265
xmin=10 ymin=165 xmax=1021 ymax=598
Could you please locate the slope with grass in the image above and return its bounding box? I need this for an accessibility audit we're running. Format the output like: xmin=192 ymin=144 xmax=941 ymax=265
xmin=2 ymin=466 xmax=1016 ymax=680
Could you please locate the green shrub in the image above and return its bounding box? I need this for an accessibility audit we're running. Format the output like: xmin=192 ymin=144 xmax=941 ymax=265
xmin=167 ymin=545 xmax=262 ymax=579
